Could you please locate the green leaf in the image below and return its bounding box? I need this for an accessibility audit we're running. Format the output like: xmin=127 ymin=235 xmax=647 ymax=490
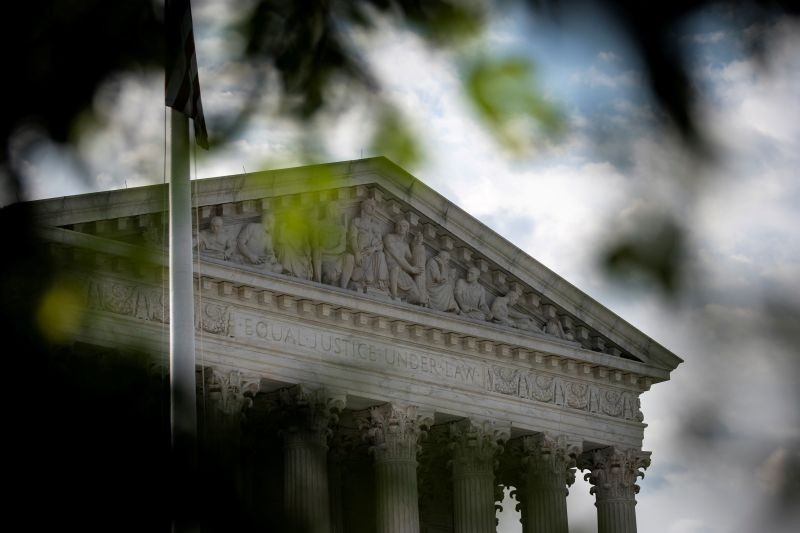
xmin=464 ymin=56 xmax=564 ymax=153
xmin=369 ymin=108 xmax=423 ymax=168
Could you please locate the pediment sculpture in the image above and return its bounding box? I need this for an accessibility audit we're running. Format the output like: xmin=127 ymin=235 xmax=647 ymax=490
xmin=490 ymin=287 xmax=537 ymax=331
xmin=193 ymin=195 xmax=575 ymax=342
xmin=236 ymin=212 xmax=283 ymax=273
xmin=197 ymin=215 xmax=235 ymax=260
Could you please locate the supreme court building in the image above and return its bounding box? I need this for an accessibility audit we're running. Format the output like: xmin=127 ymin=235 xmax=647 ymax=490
xmin=31 ymin=157 xmax=681 ymax=532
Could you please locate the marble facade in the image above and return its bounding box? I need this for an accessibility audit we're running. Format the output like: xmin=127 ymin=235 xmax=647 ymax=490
xmin=33 ymin=157 xmax=681 ymax=532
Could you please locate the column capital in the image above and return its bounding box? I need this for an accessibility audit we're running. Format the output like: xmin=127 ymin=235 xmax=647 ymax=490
xmin=448 ymin=418 xmax=511 ymax=473
xmin=278 ymin=382 xmax=346 ymax=410
xmin=360 ymin=403 xmax=434 ymax=462
xmin=521 ymin=433 xmax=582 ymax=488
xmin=203 ymin=367 xmax=259 ymax=416
xmin=579 ymin=447 xmax=651 ymax=501
xmin=275 ymin=383 xmax=346 ymax=447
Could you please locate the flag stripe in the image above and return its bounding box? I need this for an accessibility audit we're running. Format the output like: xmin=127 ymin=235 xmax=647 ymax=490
xmin=165 ymin=0 xmax=208 ymax=148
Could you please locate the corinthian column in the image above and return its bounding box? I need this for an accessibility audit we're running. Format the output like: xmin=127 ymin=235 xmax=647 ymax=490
xmin=202 ymin=368 xmax=258 ymax=496
xmin=519 ymin=434 xmax=581 ymax=533
xmin=278 ymin=384 xmax=346 ymax=533
xmin=579 ymin=447 xmax=651 ymax=533
xmin=449 ymin=418 xmax=510 ymax=533
xmin=360 ymin=403 xmax=434 ymax=533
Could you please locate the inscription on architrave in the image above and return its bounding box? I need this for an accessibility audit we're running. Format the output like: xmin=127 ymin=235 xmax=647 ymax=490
xmin=82 ymin=276 xmax=644 ymax=422
xmin=233 ymin=310 xmax=486 ymax=389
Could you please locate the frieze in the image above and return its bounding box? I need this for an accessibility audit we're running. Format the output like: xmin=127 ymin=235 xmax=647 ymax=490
xmin=87 ymin=278 xmax=167 ymax=322
xmin=487 ymin=364 xmax=643 ymax=422
xmin=85 ymin=278 xmax=232 ymax=336
xmin=195 ymin=301 xmax=232 ymax=336
xmin=82 ymin=276 xmax=644 ymax=422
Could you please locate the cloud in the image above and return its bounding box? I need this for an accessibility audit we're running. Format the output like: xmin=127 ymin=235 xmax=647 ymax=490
xmin=571 ymin=66 xmax=641 ymax=89
xmin=690 ymin=30 xmax=727 ymax=44
xmin=668 ymin=518 xmax=714 ymax=533
xmin=598 ymin=50 xmax=620 ymax=62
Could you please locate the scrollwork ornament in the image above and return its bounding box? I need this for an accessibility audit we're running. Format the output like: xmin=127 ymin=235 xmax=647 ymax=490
xmin=601 ymin=389 xmax=624 ymax=418
xmin=528 ymin=373 xmax=555 ymax=403
xmin=521 ymin=433 xmax=581 ymax=490
xmin=580 ymin=447 xmax=651 ymax=501
xmin=359 ymin=403 xmax=433 ymax=462
xmin=448 ymin=418 xmax=510 ymax=476
xmin=194 ymin=302 xmax=231 ymax=336
xmin=204 ymin=368 xmax=258 ymax=417
xmin=566 ymin=382 xmax=589 ymax=410
xmin=274 ymin=384 xmax=346 ymax=447
xmin=487 ymin=365 xmax=521 ymax=395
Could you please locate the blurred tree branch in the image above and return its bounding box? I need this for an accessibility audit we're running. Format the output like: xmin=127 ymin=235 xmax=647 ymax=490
xmin=3 ymin=1 xmax=798 ymax=530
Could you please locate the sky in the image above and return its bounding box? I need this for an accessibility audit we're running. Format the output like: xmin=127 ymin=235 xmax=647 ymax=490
xmin=16 ymin=1 xmax=800 ymax=532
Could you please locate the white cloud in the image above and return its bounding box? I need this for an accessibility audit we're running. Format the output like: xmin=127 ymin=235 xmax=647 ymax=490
xmin=668 ymin=518 xmax=714 ymax=533
xmin=691 ymin=30 xmax=727 ymax=44
xmin=571 ymin=66 xmax=641 ymax=89
xmin=598 ymin=50 xmax=620 ymax=62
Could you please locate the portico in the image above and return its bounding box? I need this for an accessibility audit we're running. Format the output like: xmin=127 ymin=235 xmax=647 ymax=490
xmin=32 ymin=157 xmax=680 ymax=532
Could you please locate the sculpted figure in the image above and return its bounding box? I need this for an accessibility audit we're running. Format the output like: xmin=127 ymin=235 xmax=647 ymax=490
xmin=491 ymin=288 xmax=536 ymax=330
xmin=383 ymin=219 xmax=424 ymax=303
xmin=454 ymin=266 xmax=492 ymax=321
xmin=197 ymin=216 xmax=235 ymax=260
xmin=425 ymin=250 xmax=459 ymax=312
xmin=274 ymin=213 xmax=313 ymax=280
xmin=312 ymin=202 xmax=353 ymax=286
xmin=235 ymin=211 xmax=283 ymax=272
xmin=341 ymin=198 xmax=389 ymax=292
xmin=410 ymin=232 xmax=428 ymax=306
xmin=544 ymin=317 xmax=574 ymax=340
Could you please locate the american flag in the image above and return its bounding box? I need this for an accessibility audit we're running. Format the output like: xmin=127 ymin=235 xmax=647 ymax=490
xmin=165 ymin=0 xmax=208 ymax=149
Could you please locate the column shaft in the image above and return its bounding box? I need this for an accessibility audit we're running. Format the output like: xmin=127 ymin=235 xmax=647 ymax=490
xmin=596 ymin=500 xmax=637 ymax=533
xmin=361 ymin=404 xmax=433 ymax=533
xmin=580 ymin=447 xmax=651 ymax=533
xmin=519 ymin=434 xmax=580 ymax=533
xmin=522 ymin=482 xmax=568 ymax=533
xmin=328 ymin=459 xmax=344 ymax=533
xmin=276 ymin=384 xmax=345 ymax=533
xmin=449 ymin=418 xmax=510 ymax=533
xmin=283 ymin=431 xmax=331 ymax=533
xmin=375 ymin=459 xmax=420 ymax=533
xmin=452 ymin=468 xmax=495 ymax=533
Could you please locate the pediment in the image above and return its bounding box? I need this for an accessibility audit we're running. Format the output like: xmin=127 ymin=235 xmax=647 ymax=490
xmin=31 ymin=157 xmax=682 ymax=377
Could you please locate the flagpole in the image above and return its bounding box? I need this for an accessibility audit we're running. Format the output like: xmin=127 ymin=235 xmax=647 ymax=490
xmin=165 ymin=0 xmax=206 ymax=528
xmin=169 ymin=106 xmax=197 ymax=450
xmin=169 ymin=107 xmax=198 ymax=529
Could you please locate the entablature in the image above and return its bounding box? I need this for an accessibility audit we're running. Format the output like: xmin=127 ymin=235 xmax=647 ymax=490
xmin=43 ymin=224 xmax=666 ymax=392
xmin=36 ymin=162 xmax=681 ymax=378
